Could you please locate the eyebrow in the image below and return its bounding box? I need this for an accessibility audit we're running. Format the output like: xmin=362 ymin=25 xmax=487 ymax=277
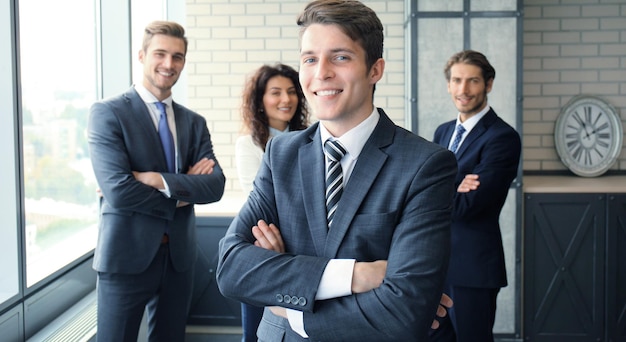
xmin=153 ymin=48 xmax=185 ymax=58
xmin=300 ymin=47 xmax=356 ymax=56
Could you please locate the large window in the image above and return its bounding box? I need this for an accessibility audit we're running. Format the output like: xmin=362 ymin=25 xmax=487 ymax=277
xmin=19 ymin=0 xmax=98 ymax=287
xmin=0 ymin=0 xmax=19 ymax=306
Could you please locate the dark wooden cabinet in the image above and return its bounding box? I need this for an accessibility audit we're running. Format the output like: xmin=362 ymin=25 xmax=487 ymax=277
xmin=188 ymin=216 xmax=241 ymax=326
xmin=523 ymin=192 xmax=626 ymax=341
xmin=607 ymin=194 xmax=626 ymax=341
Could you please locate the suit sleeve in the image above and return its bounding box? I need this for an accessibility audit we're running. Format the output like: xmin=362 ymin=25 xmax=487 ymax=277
xmin=161 ymin=112 xmax=225 ymax=205
xmin=216 ymin=136 xmax=330 ymax=311
xmin=452 ymin=126 xmax=521 ymax=221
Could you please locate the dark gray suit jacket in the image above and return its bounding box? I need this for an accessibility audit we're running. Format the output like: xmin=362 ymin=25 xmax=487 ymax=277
xmin=88 ymin=87 xmax=225 ymax=274
xmin=217 ymin=109 xmax=457 ymax=341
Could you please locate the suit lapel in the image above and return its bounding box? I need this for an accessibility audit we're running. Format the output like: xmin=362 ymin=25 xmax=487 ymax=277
xmin=298 ymin=125 xmax=329 ymax=257
xmin=172 ymin=102 xmax=187 ymax=171
xmin=124 ymin=88 xmax=170 ymax=172
xmin=441 ymin=121 xmax=455 ymax=147
xmin=323 ymin=109 xmax=393 ymax=258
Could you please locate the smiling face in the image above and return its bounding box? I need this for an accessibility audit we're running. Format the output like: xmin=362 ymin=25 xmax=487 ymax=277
xmin=139 ymin=34 xmax=186 ymax=101
xmin=262 ymin=75 xmax=299 ymax=131
xmin=298 ymin=23 xmax=384 ymax=137
xmin=447 ymin=62 xmax=493 ymax=121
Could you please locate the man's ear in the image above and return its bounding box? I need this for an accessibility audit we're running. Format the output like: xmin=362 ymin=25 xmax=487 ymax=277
xmin=485 ymin=78 xmax=494 ymax=93
xmin=369 ymin=58 xmax=385 ymax=85
xmin=138 ymin=49 xmax=145 ymax=63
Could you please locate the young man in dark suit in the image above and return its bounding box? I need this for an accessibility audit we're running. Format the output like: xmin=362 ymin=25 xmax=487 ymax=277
xmin=217 ymin=1 xmax=458 ymax=340
xmin=88 ymin=21 xmax=225 ymax=341
xmin=431 ymin=50 xmax=522 ymax=342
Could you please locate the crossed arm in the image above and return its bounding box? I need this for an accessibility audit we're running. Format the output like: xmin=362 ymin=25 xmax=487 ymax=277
xmin=132 ymin=158 xmax=216 ymax=206
xmin=457 ymin=173 xmax=480 ymax=193
xmin=251 ymin=219 xmax=453 ymax=329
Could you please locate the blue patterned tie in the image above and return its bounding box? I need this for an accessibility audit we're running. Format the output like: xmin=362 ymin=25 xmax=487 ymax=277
xmin=155 ymin=102 xmax=175 ymax=173
xmin=324 ymin=139 xmax=346 ymax=228
xmin=449 ymin=124 xmax=466 ymax=154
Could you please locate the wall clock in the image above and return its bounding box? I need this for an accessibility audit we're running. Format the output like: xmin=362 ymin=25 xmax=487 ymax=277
xmin=554 ymin=95 xmax=623 ymax=177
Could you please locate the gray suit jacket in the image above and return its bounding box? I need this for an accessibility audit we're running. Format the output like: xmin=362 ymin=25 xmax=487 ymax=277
xmin=88 ymin=87 xmax=225 ymax=274
xmin=217 ymin=109 xmax=457 ymax=341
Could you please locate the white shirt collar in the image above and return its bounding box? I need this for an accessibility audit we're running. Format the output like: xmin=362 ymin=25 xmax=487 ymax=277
xmin=319 ymin=107 xmax=380 ymax=162
xmin=456 ymin=104 xmax=490 ymax=133
xmin=134 ymin=84 xmax=173 ymax=108
xmin=269 ymin=126 xmax=289 ymax=138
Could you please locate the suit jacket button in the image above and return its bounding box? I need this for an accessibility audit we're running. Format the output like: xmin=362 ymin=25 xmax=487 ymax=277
xmin=298 ymin=297 xmax=307 ymax=306
xmin=275 ymin=294 xmax=284 ymax=303
xmin=284 ymin=295 xmax=292 ymax=304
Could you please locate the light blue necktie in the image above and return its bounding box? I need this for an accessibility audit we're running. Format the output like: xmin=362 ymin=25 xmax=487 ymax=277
xmin=449 ymin=124 xmax=466 ymax=154
xmin=155 ymin=102 xmax=175 ymax=173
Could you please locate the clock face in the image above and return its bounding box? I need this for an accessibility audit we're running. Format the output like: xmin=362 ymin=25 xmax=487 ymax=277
xmin=555 ymin=95 xmax=623 ymax=177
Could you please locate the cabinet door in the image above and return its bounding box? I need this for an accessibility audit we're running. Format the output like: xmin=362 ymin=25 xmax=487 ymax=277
xmin=607 ymin=194 xmax=626 ymax=341
xmin=524 ymin=193 xmax=605 ymax=341
xmin=189 ymin=217 xmax=241 ymax=326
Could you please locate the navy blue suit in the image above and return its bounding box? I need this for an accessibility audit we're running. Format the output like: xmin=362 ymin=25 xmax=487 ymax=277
xmin=88 ymin=87 xmax=225 ymax=341
xmin=432 ymin=108 xmax=521 ymax=341
xmin=217 ymin=110 xmax=458 ymax=341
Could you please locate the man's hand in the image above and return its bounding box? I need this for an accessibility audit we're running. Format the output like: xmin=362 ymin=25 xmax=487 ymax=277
xmin=187 ymin=157 xmax=215 ymax=175
xmin=132 ymin=171 xmax=164 ymax=189
xmin=251 ymin=221 xmax=288 ymax=320
xmin=269 ymin=306 xmax=287 ymax=318
xmin=457 ymin=174 xmax=479 ymax=193
xmin=252 ymin=219 xmax=285 ymax=253
xmin=351 ymin=260 xmax=387 ymax=293
xmin=431 ymin=293 xmax=454 ymax=329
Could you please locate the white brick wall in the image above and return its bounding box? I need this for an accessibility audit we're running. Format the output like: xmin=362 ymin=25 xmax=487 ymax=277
xmin=523 ymin=0 xmax=626 ymax=173
xmin=183 ymin=0 xmax=626 ymax=210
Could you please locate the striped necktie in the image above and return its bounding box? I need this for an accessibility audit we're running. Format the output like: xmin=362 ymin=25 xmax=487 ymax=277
xmin=449 ymin=124 xmax=466 ymax=154
xmin=324 ymin=139 xmax=346 ymax=228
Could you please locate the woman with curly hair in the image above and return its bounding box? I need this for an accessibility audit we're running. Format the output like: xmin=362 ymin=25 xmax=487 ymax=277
xmin=234 ymin=63 xmax=309 ymax=341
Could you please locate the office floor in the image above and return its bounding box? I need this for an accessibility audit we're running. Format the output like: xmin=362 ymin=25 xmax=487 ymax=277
xmin=186 ymin=333 xmax=241 ymax=342
xmin=185 ymin=326 xmax=242 ymax=342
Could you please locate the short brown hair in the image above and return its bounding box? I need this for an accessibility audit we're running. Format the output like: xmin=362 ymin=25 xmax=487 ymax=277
xmin=444 ymin=50 xmax=495 ymax=83
xmin=142 ymin=21 xmax=188 ymax=55
xmin=296 ymin=0 xmax=383 ymax=72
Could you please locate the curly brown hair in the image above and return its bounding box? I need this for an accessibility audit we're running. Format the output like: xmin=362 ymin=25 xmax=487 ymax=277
xmin=241 ymin=63 xmax=309 ymax=150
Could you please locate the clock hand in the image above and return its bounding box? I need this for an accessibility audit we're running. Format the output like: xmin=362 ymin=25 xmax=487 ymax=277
xmin=582 ymin=124 xmax=591 ymax=139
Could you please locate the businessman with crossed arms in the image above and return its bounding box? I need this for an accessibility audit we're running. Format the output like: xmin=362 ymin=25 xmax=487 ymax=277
xmin=217 ymin=1 xmax=457 ymax=340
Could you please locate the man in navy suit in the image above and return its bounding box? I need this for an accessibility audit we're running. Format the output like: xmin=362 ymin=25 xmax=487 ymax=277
xmin=431 ymin=50 xmax=521 ymax=342
xmin=217 ymin=1 xmax=458 ymax=340
xmin=88 ymin=21 xmax=225 ymax=341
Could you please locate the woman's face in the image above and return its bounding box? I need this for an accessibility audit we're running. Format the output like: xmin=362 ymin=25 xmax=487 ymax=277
xmin=262 ymin=75 xmax=299 ymax=131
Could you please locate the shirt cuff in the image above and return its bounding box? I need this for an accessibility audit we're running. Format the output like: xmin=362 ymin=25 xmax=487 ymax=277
xmin=158 ymin=174 xmax=171 ymax=197
xmin=316 ymin=259 xmax=355 ymax=300
xmin=286 ymin=309 xmax=308 ymax=338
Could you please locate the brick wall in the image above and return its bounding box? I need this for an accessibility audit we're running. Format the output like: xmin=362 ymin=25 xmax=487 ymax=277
xmin=184 ymin=0 xmax=626 ymax=210
xmin=522 ymin=0 xmax=626 ymax=172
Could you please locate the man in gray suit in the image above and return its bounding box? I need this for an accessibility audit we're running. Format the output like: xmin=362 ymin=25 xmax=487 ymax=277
xmin=88 ymin=21 xmax=225 ymax=341
xmin=217 ymin=1 xmax=458 ymax=340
